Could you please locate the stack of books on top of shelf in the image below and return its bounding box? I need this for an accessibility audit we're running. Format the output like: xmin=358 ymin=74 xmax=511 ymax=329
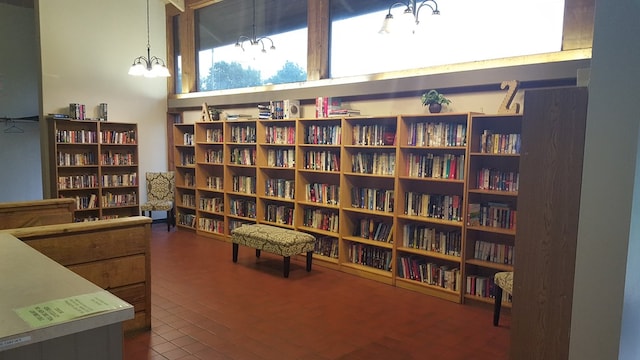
xmin=258 ymin=104 xmax=271 ymax=119
xmin=226 ymin=114 xmax=253 ymax=121
xmin=316 ymin=96 xmax=361 ymax=118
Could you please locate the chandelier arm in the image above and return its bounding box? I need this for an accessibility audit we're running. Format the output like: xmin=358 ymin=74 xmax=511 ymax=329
xmin=416 ymin=0 xmax=440 ymax=20
xmin=386 ymin=1 xmax=411 ymax=16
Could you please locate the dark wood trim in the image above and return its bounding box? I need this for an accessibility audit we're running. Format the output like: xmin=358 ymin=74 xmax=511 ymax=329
xmin=563 ymin=0 xmax=595 ymax=50
xmin=307 ymin=0 xmax=330 ymax=81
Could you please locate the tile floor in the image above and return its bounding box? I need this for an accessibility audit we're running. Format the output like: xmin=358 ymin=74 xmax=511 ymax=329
xmin=124 ymin=226 xmax=510 ymax=359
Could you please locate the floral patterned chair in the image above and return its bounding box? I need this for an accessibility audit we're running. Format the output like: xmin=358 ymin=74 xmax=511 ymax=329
xmin=493 ymin=271 xmax=513 ymax=326
xmin=140 ymin=172 xmax=175 ymax=232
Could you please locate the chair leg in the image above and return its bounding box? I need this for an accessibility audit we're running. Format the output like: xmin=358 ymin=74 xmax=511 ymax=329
xmin=283 ymin=256 xmax=290 ymax=278
xmin=493 ymin=286 xmax=503 ymax=326
xmin=166 ymin=210 xmax=171 ymax=232
xmin=232 ymin=243 xmax=239 ymax=262
xmin=306 ymin=251 xmax=313 ymax=272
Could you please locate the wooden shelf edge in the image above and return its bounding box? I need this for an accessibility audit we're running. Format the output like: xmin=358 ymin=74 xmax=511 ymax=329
xmin=395 ymin=278 xmax=462 ymax=303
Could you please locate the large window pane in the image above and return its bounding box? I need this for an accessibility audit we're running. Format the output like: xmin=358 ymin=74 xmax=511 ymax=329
xmin=330 ymin=0 xmax=565 ymax=78
xmin=196 ymin=0 xmax=308 ymax=91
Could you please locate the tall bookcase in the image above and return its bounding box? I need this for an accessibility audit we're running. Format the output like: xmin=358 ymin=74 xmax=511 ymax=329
xmin=49 ymin=118 xmax=139 ymax=221
xmin=173 ymin=123 xmax=196 ymax=229
xmin=463 ymin=113 xmax=521 ymax=306
xmin=171 ymin=111 xmax=525 ymax=304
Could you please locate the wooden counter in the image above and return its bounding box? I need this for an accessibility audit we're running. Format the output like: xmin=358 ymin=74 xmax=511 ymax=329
xmin=2 ymin=216 xmax=152 ymax=334
xmin=0 ymin=233 xmax=133 ymax=360
xmin=0 ymin=198 xmax=75 ymax=230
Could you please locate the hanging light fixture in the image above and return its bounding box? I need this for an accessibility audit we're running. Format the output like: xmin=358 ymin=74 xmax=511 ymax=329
xmin=235 ymin=0 xmax=276 ymax=57
xmin=379 ymin=0 xmax=440 ymax=34
xmin=128 ymin=0 xmax=171 ymax=78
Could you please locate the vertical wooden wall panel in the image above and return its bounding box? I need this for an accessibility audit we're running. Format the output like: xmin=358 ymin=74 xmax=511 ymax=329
xmin=563 ymin=0 xmax=595 ymax=50
xmin=307 ymin=0 xmax=329 ymax=81
xmin=510 ymin=87 xmax=588 ymax=359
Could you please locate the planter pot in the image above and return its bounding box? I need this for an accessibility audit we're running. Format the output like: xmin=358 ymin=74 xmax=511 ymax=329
xmin=428 ymin=103 xmax=442 ymax=113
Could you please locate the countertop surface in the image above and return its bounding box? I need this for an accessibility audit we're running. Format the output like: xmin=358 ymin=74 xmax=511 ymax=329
xmin=0 ymin=233 xmax=133 ymax=352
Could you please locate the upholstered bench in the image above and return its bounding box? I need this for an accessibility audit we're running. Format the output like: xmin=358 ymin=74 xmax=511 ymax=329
xmin=231 ymin=224 xmax=316 ymax=278
xmin=493 ymin=271 xmax=513 ymax=326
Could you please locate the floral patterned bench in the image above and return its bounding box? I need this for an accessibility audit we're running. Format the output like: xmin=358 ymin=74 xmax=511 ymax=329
xmin=231 ymin=224 xmax=316 ymax=278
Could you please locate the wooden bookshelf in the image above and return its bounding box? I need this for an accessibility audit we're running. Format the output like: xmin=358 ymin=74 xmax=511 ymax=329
xmin=48 ymin=119 xmax=139 ymax=221
xmin=173 ymin=123 xmax=196 ymax=229
xmin=168 ymin=112 xmax=529 ymax=304
xmin=463 ymin=113 xmax=521 ymax=307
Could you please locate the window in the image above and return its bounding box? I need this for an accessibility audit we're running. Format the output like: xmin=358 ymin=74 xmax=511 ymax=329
xmin=196 ymin=0 xmax=308 ymax=92
xmin=330 ymin=0 xmax=565 ymax=78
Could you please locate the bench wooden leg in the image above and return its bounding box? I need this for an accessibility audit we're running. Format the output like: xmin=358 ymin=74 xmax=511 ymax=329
xmin=283 ymin=256 xmax=290 ymax=278
xmin=256 ymin=249 xmax=261 ymax=258
xmin=232 ymin=243 xmax=239 ymax=263
xmin=493 ymin=286 xmax=503 ymax=326
xmin=306 ymin=251 xmax=313 ymax=272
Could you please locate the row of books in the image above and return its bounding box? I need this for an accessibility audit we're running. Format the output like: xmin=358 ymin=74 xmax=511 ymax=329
xmin=265 ymin=204 xmax=294 ymax=225
xmin=480 ymin=130 xmax=520 ymax=154
xmin=475 ymin=168 xmax=519 ymax=192
xmin=231 ymin=175 xmax=256 ymax=194
xmin=265 ymin=125 xmax=296 ymax=145
xmin=404 ymin=193 xmax=463 ymax=222
xmin=346 ymin=243 xmax=392 ymax=271
xmin=198 ymin=217 xmax=224 ymax=234
xmin=230 ymin=125 xmax=256 ymax=143
xmin=465 ymin=275 xmax=513 ymax=302
xmin=314 ymin=236 xmax=339 ymax=259
xmin=474 ymin=240 xmax=515 ymax=265
xmin=58 ymin=175 xmax=98 ymax=190
xmin=100 ymin=130 xmax=136 ymax=145
xmin=57 ymin=152 xmax=96 ymax=166
xmin=184 ymin=172 xmax=195 ymax=187
xmin=351 ymin=124 xmax=395 ymax=146
xmin=67 ymin=194 xmax=97 ymax=210
xmin=351 ymin=152 xmax=396 ymax=175
xmin=56 ymin=129 xmax=97 ymax=144
xmin=405 ymin=153 xmax=464 ymax=180
xmin=228 ymin=198 xmax=256 ymax=218
xmin=199 ymin=197 xmax=224 ymax=213
xmin=302 ymin=208 xmax=339 ymax=232
xmin=350 ymin=187 xmax=394 ymax=213
xmin=177 ymin=213 xmax=196 ymax=227
xmin=102 ymin=173 xmax=137 ymax=187
xmin=205 ymin=176 xmax=223 ymax=190
xmin=303 ymin=150 xmax=340 ymax=172
xmin=100 ymin=151 xmax=136 ymax=166
xmin=265 ymin=100 xmax=300 ymax=119
xmin=204 ymin=149 xmax=223 ymax=164
xmin=355 ymin=218 xmax=393 ymax=243
xmin=267 ymin=148 xmax=295 ymax=168
xmin=467 ymin=202 xmax=517 ymax=230
xmin=408 ymin=121 xmax=466 ymax=147
xmin=305 ymin=183 xmax=339 ymax=205
xmin=181 ymin=194 xmax=196 ymax=207
xmin=101 ymin=192 xmax=137 ymax=207
xmin=183 ymin=132 xmax=194 ymax=145
xmin=401 ymin=224 xmax=462 ymax=256
xmin=229 ymin=147 xmax=256 ymax=166
xmin=304 ymin=124 xmax=341 ymax=145
xmin=179 ymin=151 xmax=195 ymax=166
xmin=397 ymin=257 xmax=461 ymax=291
xmin=265 ymin=178 xmax=295 ymax=199
xmin=205 ymin=128 xmax=223 ymax=143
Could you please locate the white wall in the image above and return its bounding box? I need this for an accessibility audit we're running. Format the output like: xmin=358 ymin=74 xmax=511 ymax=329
xmin=37 ymin=0 xmax=169 ymax=208
xmin=0 ymin=4 xmax=42 ymax=202
xmin=570 ymin=0 xmax=640 ymax=358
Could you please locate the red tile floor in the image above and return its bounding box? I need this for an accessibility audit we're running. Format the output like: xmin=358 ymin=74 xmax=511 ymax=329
xmin=124 ymin=226 xmax=510 ymax=359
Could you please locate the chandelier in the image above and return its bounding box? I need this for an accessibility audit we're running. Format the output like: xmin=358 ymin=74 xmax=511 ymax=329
xmin=379 ymin=0 xmax=440 ymax=34
xmin=128 ymin=0 xmax=171 ymax=78
xmin=235 ymin=0 xmax=276 ymax=56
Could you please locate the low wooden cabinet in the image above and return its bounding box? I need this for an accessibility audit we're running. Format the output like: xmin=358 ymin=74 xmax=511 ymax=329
xmin=2 ymin=216 xmax=152 ymax=334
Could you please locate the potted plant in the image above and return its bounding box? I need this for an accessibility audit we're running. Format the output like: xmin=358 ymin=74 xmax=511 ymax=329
xmin=208 ymin=107 xmax=222 ymax=120
xmin=421 ymin=89 xmax=451 ymax=113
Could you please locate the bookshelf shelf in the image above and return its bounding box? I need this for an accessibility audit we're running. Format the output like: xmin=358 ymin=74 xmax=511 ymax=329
xmin=48 ymin=119 xmax=140 ymax=222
